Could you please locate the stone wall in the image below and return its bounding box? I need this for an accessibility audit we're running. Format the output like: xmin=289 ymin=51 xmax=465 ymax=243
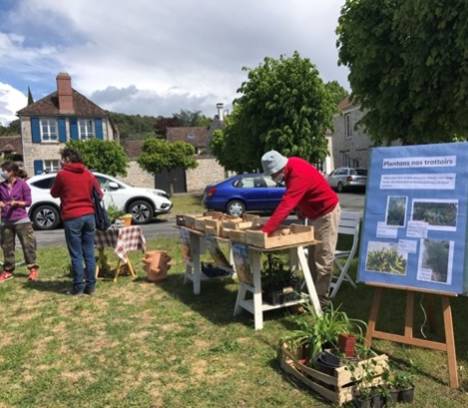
xmin=121 ymin=161 xmax=154 ymax=188
xmin=186 ymin=157 xmax=226 ymax=192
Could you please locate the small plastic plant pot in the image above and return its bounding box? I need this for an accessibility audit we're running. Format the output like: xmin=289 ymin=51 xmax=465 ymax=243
xmin=399 ymin=387 xmax=415 ymax=403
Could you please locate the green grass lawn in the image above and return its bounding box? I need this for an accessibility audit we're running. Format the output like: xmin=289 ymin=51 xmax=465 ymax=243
xmin=0 ymin=238 xmax=467 ymax=407
xmin=168 ymin=193 xmax=205 ymax=216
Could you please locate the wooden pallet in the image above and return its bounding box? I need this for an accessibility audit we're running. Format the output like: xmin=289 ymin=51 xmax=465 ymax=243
xmin=279 ymin=343 xmax=389 ymax=406
xmin=245 ymin=224 xmax=314 ymax=249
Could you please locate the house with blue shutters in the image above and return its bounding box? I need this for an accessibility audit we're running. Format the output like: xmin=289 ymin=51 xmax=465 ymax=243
xmin=17 ymin=72 xmax=118 ymax=177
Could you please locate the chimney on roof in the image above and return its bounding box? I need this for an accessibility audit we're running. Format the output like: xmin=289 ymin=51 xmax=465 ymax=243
xmin=216 ymin=102 xmax=224 ymax=122
xmin=56 ymin=72 xmax=74 ymax=114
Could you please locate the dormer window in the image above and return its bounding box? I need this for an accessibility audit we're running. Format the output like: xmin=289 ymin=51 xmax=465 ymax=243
xmin=40 ymin=118 xmax=58 ymax=142
xmin=78 ymin=119 xmax=95 ymax=140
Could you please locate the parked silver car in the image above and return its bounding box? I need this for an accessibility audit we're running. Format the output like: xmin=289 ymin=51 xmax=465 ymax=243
xmin=327 ymin=167 xmax=367 ymax=192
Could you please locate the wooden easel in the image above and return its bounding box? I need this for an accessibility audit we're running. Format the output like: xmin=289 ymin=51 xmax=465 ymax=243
xmin=365 ymin=283 xmax=459 ymax=388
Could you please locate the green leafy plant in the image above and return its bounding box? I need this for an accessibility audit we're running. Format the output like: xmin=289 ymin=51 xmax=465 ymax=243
xmin=366 ymin=247 xmax=406 ymax=275
xmin=282 ymin=304 xmax=367 ymax=360
xmin=261 ymin=255 xmax=295 ymax=292
xmin=107 ymin=205 xmax=125 ymax=222
xmin=391 ymin=371 xmax=414 ymax=390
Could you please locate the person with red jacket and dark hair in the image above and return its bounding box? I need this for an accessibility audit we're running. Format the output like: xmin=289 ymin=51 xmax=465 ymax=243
xmin=261 ymin=151 xmax=341 ymax=305
xmin=51 ymin=148 xmax=103 ymax=296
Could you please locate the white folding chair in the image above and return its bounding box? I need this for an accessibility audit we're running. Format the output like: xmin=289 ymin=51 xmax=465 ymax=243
xmin=329 ymin=211 xmax=361 ymax=298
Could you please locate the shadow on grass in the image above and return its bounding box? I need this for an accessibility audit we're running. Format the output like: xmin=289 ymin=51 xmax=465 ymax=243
xmin=155 ymin=273 xmax=249 ymax=326
xmin=23 ymin=279 xmax=70 ymax=294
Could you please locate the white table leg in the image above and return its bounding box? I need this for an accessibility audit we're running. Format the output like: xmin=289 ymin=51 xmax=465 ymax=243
xmin=234 ymin=283 xmax=247 ymax=316
xmin=190 ymin=233 xmax=202 ymax=295
xmin=297 ymin=245 xmax=322 ymax=316
xmin=250 ymin=249 xmax=264 ymax=330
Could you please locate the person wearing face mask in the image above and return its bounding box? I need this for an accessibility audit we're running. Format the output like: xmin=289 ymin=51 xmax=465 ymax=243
xmin=260 ymin=150 xmax=340 ymax=306
xmin=0 ymin=161 xmax=39 ymax=283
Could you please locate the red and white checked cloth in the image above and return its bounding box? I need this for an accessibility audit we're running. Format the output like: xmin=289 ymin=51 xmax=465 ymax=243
xmin=95 ymin=226 xmax=146 ymax=261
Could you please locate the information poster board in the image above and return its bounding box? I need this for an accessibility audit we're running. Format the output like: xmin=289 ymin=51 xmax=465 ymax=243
xmin=358 ymin=142 xmax=468 ymax=295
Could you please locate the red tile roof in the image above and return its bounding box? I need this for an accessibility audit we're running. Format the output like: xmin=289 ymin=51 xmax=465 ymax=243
xmin=338 ymin=96 xmax=356 ymax=112
xmin=17 ymin=89 xmax=107 ymax=117
xmin=166 ymin=127 xmax=210 ymax=147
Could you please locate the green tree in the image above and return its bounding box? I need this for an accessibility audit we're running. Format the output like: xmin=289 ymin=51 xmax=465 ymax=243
xmin=337 ymin=0 xmax=468 ymax=145
xmin=210 ymin=52 xmax=335 ymax=172
xmin=66 ymin=139 xmax=128 ymax=176
xmin=0 ymin=119 xmax=20 ymax=136
xmin=173 ymin=109 xmax=212 ymax=127
xmin=137 ymin=138 xmax=197 ymax=175
xmin=325 ymin=80 xmax=349 ymax=107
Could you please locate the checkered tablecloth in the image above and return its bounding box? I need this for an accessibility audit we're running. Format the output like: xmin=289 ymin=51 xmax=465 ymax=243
xmin=95 ymin=226 xmax=146 ymax=261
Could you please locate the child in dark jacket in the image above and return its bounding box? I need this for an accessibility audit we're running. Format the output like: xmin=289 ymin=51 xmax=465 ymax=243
xmin=0 ymin=161 xmax=39 ymax=282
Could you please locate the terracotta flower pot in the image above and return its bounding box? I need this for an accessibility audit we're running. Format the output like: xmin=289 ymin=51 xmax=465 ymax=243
xmin=142 ymin=250 xmax=172 ymax=282
xmin=338 ymin=333 xmax=357 ymax=357
xmin=119 ymin=214 xmax=133 ymax=227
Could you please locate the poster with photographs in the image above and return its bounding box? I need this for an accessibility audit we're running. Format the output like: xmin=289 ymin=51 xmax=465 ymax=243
xmin=365 ymin=241 xmax=408 ymax=276
xmin=417 ymin=239 xmax=454 ymax=284
xmin=232 ymin=243 xmax=253 ymax=284
xmin=411 ymin=199 xmax=458 ymax=231
xmin=358 ymin=142 xmax=468 ymax=295
xmin=385 ymin=196 xmax=408 ymax=227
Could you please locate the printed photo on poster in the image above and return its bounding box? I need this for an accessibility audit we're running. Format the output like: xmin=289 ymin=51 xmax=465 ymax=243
xmin=385 ymin=196 xmax=408 ymax=227
xmin=365 ymin=241 xmax=408 ymax=276
xmin=417 ymin=239 xmax=454 ymax=284
xmin=411 ymin=199 xmax=458 ymax=231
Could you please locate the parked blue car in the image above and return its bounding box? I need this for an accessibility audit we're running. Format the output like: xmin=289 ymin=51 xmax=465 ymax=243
xmin=203 ymin=174 xmax=286 ymax=216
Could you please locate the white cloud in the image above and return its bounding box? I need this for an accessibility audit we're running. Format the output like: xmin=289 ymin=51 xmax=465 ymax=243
xmin=1 ymin=0 xmax=349 ymax=116
xmin=0 ymin=82 xmax=27 ymax=125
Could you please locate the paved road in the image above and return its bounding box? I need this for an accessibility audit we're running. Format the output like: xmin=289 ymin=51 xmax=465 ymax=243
xmin=35 ymin=192 xmax=365 ymax=247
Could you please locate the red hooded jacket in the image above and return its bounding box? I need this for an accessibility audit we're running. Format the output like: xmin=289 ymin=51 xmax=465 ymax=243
xmin=50 ymin=163 xmax=103 ymax=221
xmin=262 ymin=157 xmax=339 ymax=235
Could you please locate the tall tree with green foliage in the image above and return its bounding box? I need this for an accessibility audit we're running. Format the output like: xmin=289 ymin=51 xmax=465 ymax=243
xmin=325 ymin=80 xmax=349 ymax=107
xmin=337 ymin=0 xmax=468 ymax=145
xmin=210 ymin=52 xmax=335 ymax=172
xmin=138 ymin=138 xmax=197 ymax=175
xmin=66 ymin=139 xmax=128 ymax=176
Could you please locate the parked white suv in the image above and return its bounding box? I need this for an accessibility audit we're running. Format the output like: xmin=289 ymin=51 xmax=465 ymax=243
xmin=27 ymin=172 xmax=172 ymax=230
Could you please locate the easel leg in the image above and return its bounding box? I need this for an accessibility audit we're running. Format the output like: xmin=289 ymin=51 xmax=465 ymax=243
xmin=404 ymin=291 xmax=414 ymax=338
xmin=114 ymin=259 xmax=122 ymax=282
xmin=442 ymin=296 xmax=459 ymax=388
xmin=127 ymin=258 xmax=137 ymax=278
xmin=365 ymin=287 xmax=383 ymax=348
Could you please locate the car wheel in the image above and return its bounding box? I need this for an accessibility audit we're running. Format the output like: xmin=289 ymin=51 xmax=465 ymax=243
xmin=32 ymin=205 xmax=61 ymax=230
xmin=336 ymin=182 xmax=344 ymax=193
xmin=128 ymin=200 xmax=154 ymax=224
xmin=226 ymin=200 xmax=245 ymax=216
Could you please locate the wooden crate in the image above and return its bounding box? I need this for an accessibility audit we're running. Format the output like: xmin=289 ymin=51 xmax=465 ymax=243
xmin=245 ymin=224 xmax=314 ymax=249
xmin=279 ymin=343 xmax=389 ymax=406
xmin=223 ymin=228 xmax=247 ymax=243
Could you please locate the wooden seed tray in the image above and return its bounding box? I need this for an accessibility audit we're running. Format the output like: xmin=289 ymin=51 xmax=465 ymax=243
xmin=245 ymin=224 xmax=314 ymax=249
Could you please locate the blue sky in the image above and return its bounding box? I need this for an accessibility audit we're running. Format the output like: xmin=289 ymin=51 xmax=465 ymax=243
xmin=0 ymin=0 xmax=349 ymax=124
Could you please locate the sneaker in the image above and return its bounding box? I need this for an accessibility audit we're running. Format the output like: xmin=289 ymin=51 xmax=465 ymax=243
xmin=0 ymin=271 xmax=13 ymax=283
xmin=66 ymin=288 xmax=84 ymax=296
xmin=28 ymin=267 xmax=39 ymax=281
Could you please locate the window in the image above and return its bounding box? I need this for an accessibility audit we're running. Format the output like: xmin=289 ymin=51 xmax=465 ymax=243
xmin=264 ymin=176 xmax=278 ymax=187
xmin=78 ymin=119 xmax=95 ymax=140
xmin=31 ymin=177 xmax=56 ymax=189
xmin=236 ymin=176 xmax=266 ymax=188
xmin=40 ymin=118 xmax=58 ymax=142
xmin=345 ymin=113 xmax=352 ymax=138
xmin=97 ymin=175 xmax=121 ymax=190
xmin=43 ymin=160 xmax=60 ymax=173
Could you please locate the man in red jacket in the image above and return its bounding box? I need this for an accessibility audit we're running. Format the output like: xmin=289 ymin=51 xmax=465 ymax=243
xmin=51 ymin=148 xmax=102 ymax=296
xmin=261 ymin=151 xmax=341 ymax=304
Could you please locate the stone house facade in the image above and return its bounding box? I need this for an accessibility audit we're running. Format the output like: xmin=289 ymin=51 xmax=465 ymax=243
xmin=17 ymin=73 xmax=117 ymax=177
xmin=330 ymin=97 xmax=373 ymax=169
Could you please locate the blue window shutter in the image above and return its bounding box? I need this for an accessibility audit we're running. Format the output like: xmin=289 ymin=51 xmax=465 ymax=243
xmin=95 ymin=118 xmax=103 ymax=140
xmin=58 ymin=117 xmax=67 ymax=143
xmin=31 ymin=117 xmax=41 ymax=143
xmin=70 ymin=117 xmax=78 ymax=140
xmin=34 ymin=160 xmax=43 ymax=175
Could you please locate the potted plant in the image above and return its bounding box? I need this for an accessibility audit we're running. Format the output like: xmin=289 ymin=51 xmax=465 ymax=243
xmin=339 ymin=332 xmax=357 ymax=357
xmin=107 ymin=205 xmax=125 ymax=223
xmin=262 ymin=255 xmax=298 ymax=305
xmin=392 ymin=371 xmax=415 ymax=403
